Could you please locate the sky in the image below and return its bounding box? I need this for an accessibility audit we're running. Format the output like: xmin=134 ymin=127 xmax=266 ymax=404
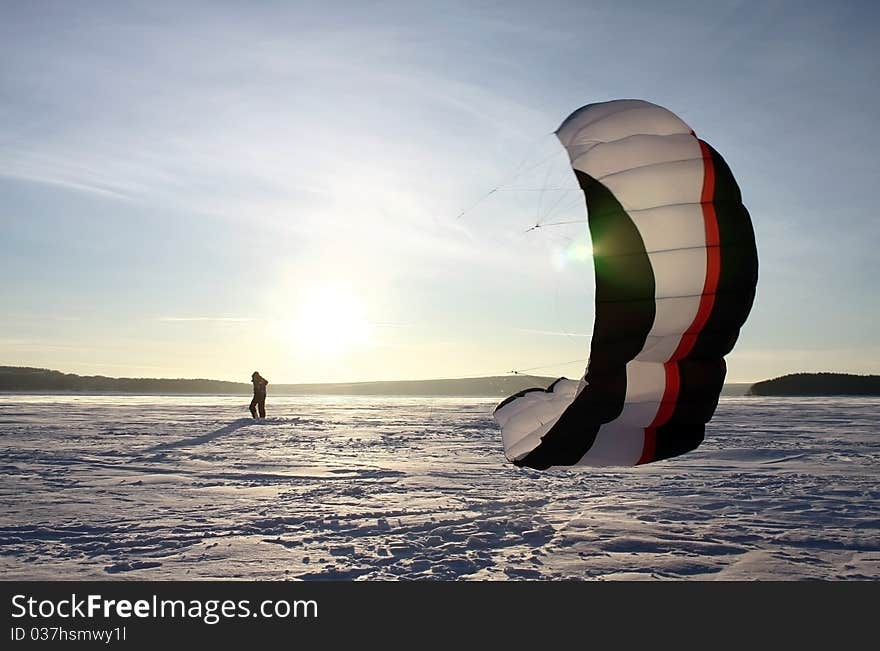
xmin=1 ymin=0 xmax=878 ymax=384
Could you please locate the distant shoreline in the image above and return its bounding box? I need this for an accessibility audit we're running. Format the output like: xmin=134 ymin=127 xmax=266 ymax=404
xmin=1 ymin=366 xmax=755 ymax=397
xmin=0 ymin=366 xmax=558 ymax=397
xmin=1 ymin=367 xmax=877 ymax=397
xmin=747 ymin=372 xmax=880 ymax=397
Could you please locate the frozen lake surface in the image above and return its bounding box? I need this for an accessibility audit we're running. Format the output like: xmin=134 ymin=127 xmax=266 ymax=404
xmin=1 ymin=395 xmax=877 ymax=580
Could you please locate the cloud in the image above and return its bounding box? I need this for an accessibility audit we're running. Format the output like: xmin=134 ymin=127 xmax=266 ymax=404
xmin=157 ymin=317 xmax=257 ymax=323
xmin=514 ymin=328 xmax=591 ymax=337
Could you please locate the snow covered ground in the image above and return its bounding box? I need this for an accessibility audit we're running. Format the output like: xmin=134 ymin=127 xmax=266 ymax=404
xmin=1 ymin=395 xmax=877 ymax=580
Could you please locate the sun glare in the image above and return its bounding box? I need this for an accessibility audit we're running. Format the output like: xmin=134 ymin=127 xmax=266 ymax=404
xmin=292 ymin=286 xmax=370 ymax=356
xmin=552 ymin=237 xmax=594 ymax=271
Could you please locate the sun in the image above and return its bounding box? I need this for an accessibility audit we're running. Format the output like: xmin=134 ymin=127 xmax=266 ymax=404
xmin=292 ymin=285 xmax=370 ymax=356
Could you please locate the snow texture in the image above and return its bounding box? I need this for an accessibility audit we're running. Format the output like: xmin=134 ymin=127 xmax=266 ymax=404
xmin=0 ymin=395 xmax=877 ymax=580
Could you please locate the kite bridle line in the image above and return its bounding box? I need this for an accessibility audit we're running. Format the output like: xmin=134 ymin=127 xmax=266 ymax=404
xmin=450 ymin=132 xmax=595 ymax=384
xmin=454 ymin=132 xmax=565 ymax=221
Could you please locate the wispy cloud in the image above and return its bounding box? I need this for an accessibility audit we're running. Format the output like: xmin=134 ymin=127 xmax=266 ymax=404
xmin=157 ymin=317 xmax=257 ymax=323
xmin=0 ymin=339 xmax=89 ymax=349
xmin=0 ymin=166 xmax=134 ymax=201
xmin=0 ymin=2 xmax=556 ymax=279
xmin=514 ymin=328 xmax=591 ymax=337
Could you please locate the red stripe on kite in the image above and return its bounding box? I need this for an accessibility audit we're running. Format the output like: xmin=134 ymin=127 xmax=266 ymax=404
xmin=638 ymin=138 xmax=720 ymax=464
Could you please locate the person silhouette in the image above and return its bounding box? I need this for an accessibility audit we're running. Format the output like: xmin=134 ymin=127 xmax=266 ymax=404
xmin=249 ymin=371 xmax=268 ymax=419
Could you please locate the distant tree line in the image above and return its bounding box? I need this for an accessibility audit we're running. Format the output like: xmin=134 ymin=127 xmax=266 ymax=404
xmin=6 ymin=366 xmax=875 ymax=397
xmin=0 ymin=366 xmax=554 ymax=396
xmin=748 ymin=373 xmax=880 ymax=396
xmin=0 ymin=367 xmax=247 ymax=394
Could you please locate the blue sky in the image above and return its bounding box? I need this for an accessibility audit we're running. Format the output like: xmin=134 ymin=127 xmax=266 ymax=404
xmin=1 ymin=0 xmax=878 ymax=383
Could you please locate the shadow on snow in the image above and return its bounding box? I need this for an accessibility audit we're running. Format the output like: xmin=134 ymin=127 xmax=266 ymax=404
xmin=144 ymin=418 xmax=255 ymax=452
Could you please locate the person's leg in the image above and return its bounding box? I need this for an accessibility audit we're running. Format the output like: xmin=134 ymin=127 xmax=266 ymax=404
xmin=258 ymin=396 xmax=266 ymax=419
xmin=249 ymin=396 xmax=258 ymax=418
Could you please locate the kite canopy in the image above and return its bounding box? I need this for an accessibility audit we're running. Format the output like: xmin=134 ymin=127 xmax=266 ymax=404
xmin=494 ymin=99 xmax=758 ymax=468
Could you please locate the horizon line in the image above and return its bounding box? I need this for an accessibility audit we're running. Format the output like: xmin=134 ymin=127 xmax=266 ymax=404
xmin=1 ymin=364 xmax=858 ymax=387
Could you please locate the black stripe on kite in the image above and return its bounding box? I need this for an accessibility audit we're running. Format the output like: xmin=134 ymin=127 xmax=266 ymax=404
xmin=516 ymin=171 xmax=655 ymax=469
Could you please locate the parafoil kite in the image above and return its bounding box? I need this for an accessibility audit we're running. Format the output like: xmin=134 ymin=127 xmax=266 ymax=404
xmin=494 ymin=99 xmax=758 ymax=468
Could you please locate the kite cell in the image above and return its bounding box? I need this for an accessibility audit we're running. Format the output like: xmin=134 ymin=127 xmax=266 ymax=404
xmin=494 ymin=99 xmax=758 ymax=469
